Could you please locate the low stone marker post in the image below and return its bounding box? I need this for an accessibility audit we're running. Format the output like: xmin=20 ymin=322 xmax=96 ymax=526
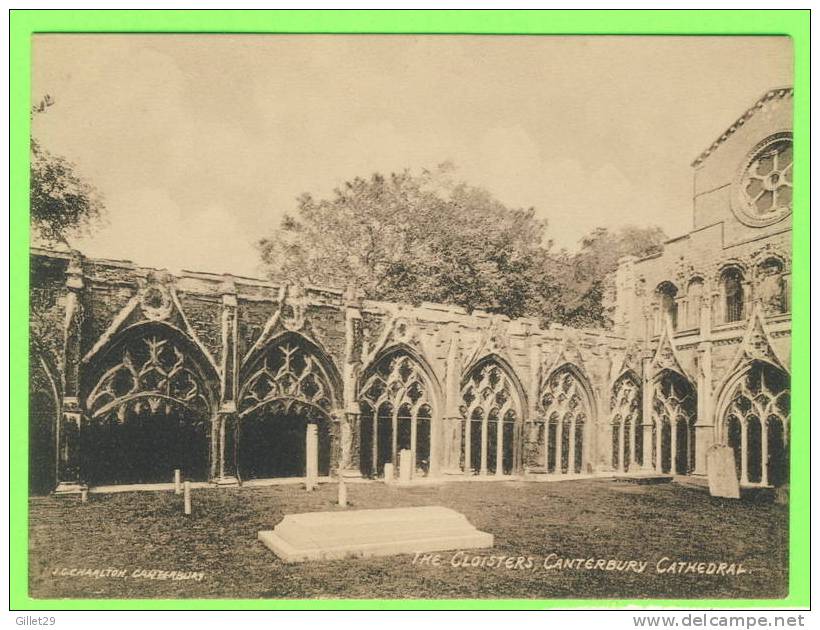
xmin=183 ymin=481 xmax=192 ymax=515
xmin=383 ymin=463 xmax=394 ymax=484
xmin=399 ymin=449 xmax=413 ymax=484
xmin=174 ymin=469 xmax=182 ymax=495
xmin=337 ymin=475 xmax=348 ymax=507
xmin=80 ymin=488 xmax=88 ymax=504
xmin=706 ymin=444 xmax=741 ymax=499
xmin=305 ymin=424 xmax=318 ymax=491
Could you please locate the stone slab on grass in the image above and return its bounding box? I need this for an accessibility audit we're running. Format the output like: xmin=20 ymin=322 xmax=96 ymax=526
xmin=258 ymin=505 xmax=493 ymax=563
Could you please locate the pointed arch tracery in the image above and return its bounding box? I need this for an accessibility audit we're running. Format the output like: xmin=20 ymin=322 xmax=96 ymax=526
xmin=719 ymin=360 xmax=790 ymax=487
xmin=238 ymin=332 xmax=340 ymax=419
xmin=460 ymin=355 xmax=524 ymax=476
xmin=358 ymin=346 xmax=439 ymax=478
xmin=611 ymin=370 xmax=642 ymax=473
xmin=651 ymin=369 xmax=696 ymax=475
xmin=81 ymin=322 xmax=218 ymax=485
xmin=539 ymin=364 xmax=593 ymax=475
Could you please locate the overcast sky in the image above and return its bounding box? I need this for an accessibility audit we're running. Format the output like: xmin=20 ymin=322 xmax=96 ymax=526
xmin=32 ymin=35 xmax=792 ymax=277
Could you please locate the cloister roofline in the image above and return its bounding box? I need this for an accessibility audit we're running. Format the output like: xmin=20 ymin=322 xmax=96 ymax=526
xmin=32 ymin=246 xmax=629 ymax=344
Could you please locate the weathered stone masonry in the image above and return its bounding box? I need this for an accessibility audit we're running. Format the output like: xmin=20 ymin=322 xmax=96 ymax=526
xmin=27 ymin=87 xmax=793 ymax=493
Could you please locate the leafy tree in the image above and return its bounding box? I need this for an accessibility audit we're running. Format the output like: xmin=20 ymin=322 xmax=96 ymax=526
xmin=30 ymin=95 xmax=105 ymax=246
xmin=558 ymin=226 xmax=667 ymax=328
xmin=257 ymin=164 xmax=565 ymax=320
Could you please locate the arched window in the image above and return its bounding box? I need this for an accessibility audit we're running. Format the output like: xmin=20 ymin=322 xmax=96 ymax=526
xmin=686 ymin=278 xmax=704 ymax=329
xmin=723 ymin=362 xmax=789 ymax=486
xmin=461 ymin=360 xmax=522 ymax=476
xmin=651 ymin=370 xmax=696 ymax=475
xmin=722 ymin=268 xmax=745 ymax=323
xmin=610 ymin=371 xmax=642 ymax=473
xmin=656 ymin=282 xmax=678 ymax=331
xmin=540 ymin=366 xmax=591 ymax=475
xmin=238 ymin=336 xmax=338 ymax=480
xmin=757 ymin=258 xmax=787 ymax=316
xmin=359 ymin=350 xmax=435 ymax=479
xmin=83 ymin=327 xmax=216 ymax=485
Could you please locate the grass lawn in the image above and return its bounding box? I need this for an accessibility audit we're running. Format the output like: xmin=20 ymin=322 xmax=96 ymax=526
xmin=29 ymin=479 xmax=788 ymax=600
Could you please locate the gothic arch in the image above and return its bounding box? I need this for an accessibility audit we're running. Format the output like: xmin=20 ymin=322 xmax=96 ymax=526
xmin=80 ymin=321 xmax=219 ymax=485
xmin=714 ymin=359 xmax=790 ymax=485
xmin=238 ymin=331 xmax=343 ymax=418
xmin=651 ymin=368 xmax=696 ymax=475
xmin=357 ymin=344 xmax=441 ymax=478
xmin=610 ymin=369 xmax=642 ymax=473
xmin=236 ymin=331 xmax=341 ymax=480
xmin=539 ymin=362 xmax=596 ymax=475
xmin=460 ymin=354 xmax=526 ymax=476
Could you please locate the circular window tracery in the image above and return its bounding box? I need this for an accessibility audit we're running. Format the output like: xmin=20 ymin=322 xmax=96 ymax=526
xmin=733 ymin=133 xmax=793 ymax=227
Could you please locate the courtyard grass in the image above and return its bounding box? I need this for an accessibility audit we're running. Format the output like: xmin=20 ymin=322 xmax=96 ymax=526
xmin=28 ymin=479 xmax=787 ymax=600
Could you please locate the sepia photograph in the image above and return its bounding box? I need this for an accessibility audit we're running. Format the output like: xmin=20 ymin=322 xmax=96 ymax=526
xmin=25 ymin=31 xmax=796 ymax=603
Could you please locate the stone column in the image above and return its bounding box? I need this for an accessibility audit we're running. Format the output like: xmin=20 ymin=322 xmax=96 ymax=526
xmin=555 ymin=420 xmax=564 ymax=474
xmin=464 ymin=417 xmax=472 ymax=474
xmin=617 ymin=423 xmax=625 ymax=472
xmin=442 ymin=333 xmax=464 ymax=476
xmin=341 ymin=291 xmax=363 ymax=478
xmin=693 ymin=339 xmax=714 ymax=476
xmin=214 ymin=278 xmax=239 ymax=485
xmin=55 ymin=253 xmax=86 ymax=495
xmin=740 ymin=421 xmax=749 ymax=484
xmin=480 ymin=417 xmax=488 ymax=475
xmin=567 ymin=420 xmax=576 ymax=474
xmin=670 ymin=419 xmax=678 ymax=475
xmin=495 ymin=416 xmax=504 ymax=477
xmin=641 ymin=356 xmax=655 ymax=471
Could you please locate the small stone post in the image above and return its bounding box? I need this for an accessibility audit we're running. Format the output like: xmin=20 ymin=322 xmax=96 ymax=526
xmin=174 ymin=469 xmax=182 ymax=495
xmin=399 ymin=449 xmax=413 ymax=484
xmin=337 ymin=475 xmax=348 ymax=507
xmin=305 ymin=424 xmax=319 ymax=491
xmin=80 ymin=488 xmax=88 ymax=504
xmin=383 ymin=463 xmax=394 ymax=484
xmin=183 ymin=481 xmax=192 ymax=516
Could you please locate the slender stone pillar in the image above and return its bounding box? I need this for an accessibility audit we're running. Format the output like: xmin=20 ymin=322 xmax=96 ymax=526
xmin=628 ymin=418 xmax=637 ymax=472
xmin=342 ymin=289 xmax=364 ymax=478
xmin=495 ymin=417 xmax=504 ymax=477
xmin=480 ymin=418 xmax=488 ymax=475
xmin=617 ymin=423 xmax=625 ymax=472
xmin=555 ymin=421 xmax=564 ymax=474
xmin=641 ymin=356 xmax=655 ymax=470
xmin=215 ymin=408 xmax=239 ymax=484
xmin=693 ymin=339 xmax=714 ymax=476
xmin=464 ymin=418 xmax=472 ymax=474
xmin=55 ymin=253 xmax=86 ymax=494
xmin=567 ymin=420 xmax=576 ymax=474
xmin=410 ymin=416 xmax=418 ymax=473
xmin=740 ymin=421 xmax=749 ymax=484
xmin=670 ymin=420 xmax=678 ymax=475
xmin=655 ymin=421 xmax=663 ymax=472
xmin=442 ymin=333 xmax=464 ymax=476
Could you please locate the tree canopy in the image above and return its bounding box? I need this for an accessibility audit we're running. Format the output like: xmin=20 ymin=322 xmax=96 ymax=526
xmin=257 ymin=165 xmax=565 ymax=320
xmin=30 ymin=95 xmax=105 ymax=247
xmin=259 ymin=164 xmax=668 ymax=327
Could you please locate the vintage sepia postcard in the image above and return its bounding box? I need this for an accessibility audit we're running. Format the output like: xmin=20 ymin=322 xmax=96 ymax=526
xmin=9 ymin=9 xmax=810 ymax=615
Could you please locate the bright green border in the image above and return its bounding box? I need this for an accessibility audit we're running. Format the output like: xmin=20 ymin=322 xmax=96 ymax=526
xmin=10 ymin=9 xmax=810 ymax=611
